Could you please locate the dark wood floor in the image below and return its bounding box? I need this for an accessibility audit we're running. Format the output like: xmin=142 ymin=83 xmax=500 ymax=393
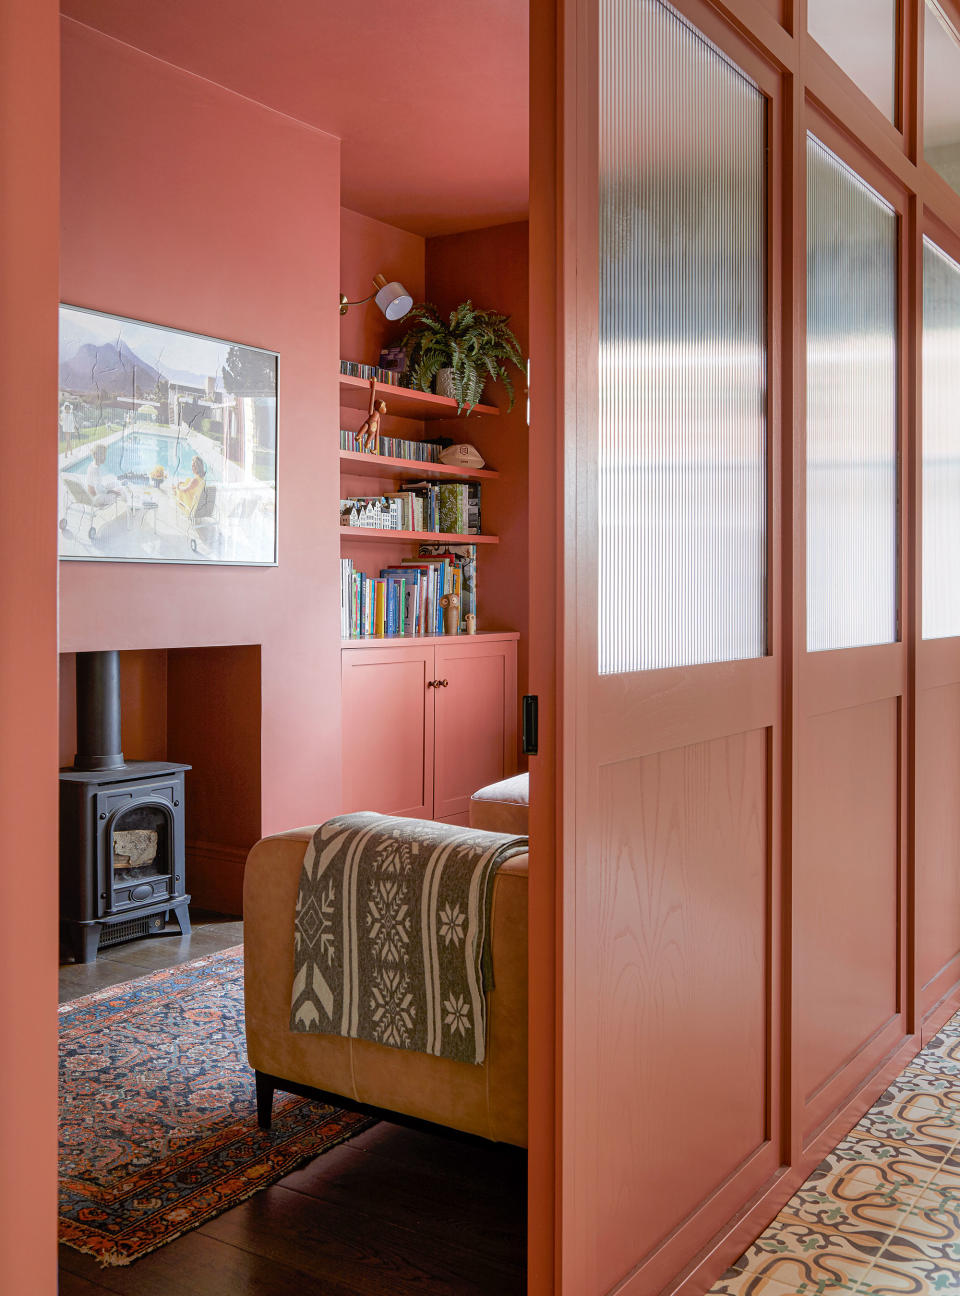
xmin=58 ymin=915 xmax=527 ymax=1295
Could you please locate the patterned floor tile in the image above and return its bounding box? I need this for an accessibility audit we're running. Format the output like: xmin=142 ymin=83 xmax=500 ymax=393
xmin=811 ymin=1154 xmax=940 ymax=1205
xmin=711 ymin=1265 xmax=866 ymax=1294
xmin=857 ymin=1255 xmax=960 ymax=1294
xmin=709 ymin=1008 xmax=960 ymax=1296
xmin=878 ymin=1193 xmax=960 ymax=1270
xmin=717 ymin=1239 xmax=875 ymax=1293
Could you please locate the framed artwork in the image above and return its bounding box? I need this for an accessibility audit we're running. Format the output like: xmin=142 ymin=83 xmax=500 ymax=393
xmin=58 ymin=305 xmax=278 ymax=565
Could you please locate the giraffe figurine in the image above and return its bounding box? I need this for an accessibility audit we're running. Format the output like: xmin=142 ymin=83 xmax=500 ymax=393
xmin=355 ymin=378 xmax=387 ymax=454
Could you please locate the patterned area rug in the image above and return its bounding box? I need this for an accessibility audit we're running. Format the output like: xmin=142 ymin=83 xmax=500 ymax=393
xmin=59 ymin=946 xmax=371 ymax=1266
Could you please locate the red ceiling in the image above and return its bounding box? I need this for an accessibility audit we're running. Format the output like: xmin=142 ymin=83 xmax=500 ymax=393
xmin=60 ymin=0 xmax=529 ymax=238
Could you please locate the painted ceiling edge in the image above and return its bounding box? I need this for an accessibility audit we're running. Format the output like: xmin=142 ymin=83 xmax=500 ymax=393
xmin=59 ymin=14 xmax=343 ymax=143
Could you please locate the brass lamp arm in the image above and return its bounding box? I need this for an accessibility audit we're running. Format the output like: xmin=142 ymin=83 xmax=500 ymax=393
xmin=338 ymin=291 xmax=375 ymax=315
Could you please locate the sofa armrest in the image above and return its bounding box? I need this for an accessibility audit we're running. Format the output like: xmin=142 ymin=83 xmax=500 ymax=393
xmin=242 ymin=824 xmax=528 ymax=1145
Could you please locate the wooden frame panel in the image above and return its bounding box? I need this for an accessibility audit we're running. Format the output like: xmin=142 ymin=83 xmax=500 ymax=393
xmin=528 ymin=1 xmax=960 ymax=1293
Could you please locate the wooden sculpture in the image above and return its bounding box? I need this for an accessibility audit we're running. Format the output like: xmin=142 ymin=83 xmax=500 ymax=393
xmin=439 ymin=592 xmax=461 ymax=635
xmin=355 ymin=378 xmax=387 ymax=453
xmin=464 ymin=613 xmax=477 ymax=635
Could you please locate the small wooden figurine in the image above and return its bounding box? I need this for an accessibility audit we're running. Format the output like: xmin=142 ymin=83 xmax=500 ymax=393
xmin=355 ymin=377 xmax=387 ymax=453
xmin=464 ymin=613 xmax=477 ymax=635
xmin=439 ymin=592 xmax=461 ymax=635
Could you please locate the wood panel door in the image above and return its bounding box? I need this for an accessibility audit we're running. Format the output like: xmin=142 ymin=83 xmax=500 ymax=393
xmin=340 ymin=645 xmax=433 ymax=818
xmin=915 ymin=222 xmax=960 ymax=1038
xmin=555 ymin=2 xmax=783 ymax=1291
xmin=793 ymin=124 xmax=910 ymax=1144
xmin=433 ymin=637 xmax=518 ymax=822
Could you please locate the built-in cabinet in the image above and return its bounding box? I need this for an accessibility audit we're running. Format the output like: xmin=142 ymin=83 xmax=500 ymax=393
xmin=341 ymin=633 xmax=518 ymax=824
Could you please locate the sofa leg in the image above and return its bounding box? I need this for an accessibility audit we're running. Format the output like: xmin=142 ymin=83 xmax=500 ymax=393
xmin=255 ymin=1071 xmax=274 ymax=1130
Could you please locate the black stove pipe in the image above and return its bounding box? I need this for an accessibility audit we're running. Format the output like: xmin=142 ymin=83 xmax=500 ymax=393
xmin=74 ymin=650 xmax=125 ymax=771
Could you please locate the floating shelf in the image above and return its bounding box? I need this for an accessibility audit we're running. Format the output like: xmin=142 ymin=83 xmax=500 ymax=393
xmin=342 ymin=631 xmax=520 ymax=648
xmin=338 ymin=450 xmax=498 ymax=483
xmin=340 ymin=527 xmax=498 ymax=545
xmin=338 ymin=374 xmax=499 ymax=420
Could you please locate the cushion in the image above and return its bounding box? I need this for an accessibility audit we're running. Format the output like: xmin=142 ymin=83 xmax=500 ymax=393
xmin=469 ymin=772 xmax=529 ymax=835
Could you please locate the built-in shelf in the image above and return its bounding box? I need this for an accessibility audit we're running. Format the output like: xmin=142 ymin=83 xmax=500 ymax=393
xmin=338 ymin=450 xmax=498 ymax=483
xmin=340 ymin=527 xmax=498 ymax=545
xmin=339 ymin=374 xmax=499 ymax=420
xmin=342 ymin=631 xmax=520 ymax=648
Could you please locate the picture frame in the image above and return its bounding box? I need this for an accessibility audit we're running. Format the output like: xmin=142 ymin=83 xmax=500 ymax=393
xmin=58 ymin=305 xmax=278 ymax=566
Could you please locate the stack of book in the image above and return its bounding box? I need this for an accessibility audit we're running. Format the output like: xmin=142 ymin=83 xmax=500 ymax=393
xmin=341 ymin=545 xmax=478 ymax=638
xmin=339 ymin=359 xmax=407 ymax=387
xmin=339 ymin=482 xmax=481 ymax=535
xmin=339 ymin=429 xmax=442 ymax=463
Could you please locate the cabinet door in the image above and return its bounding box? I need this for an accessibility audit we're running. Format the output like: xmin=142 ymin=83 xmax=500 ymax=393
xmin=341 ymin=646 xmax=434 ymax=818
xmin=432 ymin=639 xmax=518 ymax=821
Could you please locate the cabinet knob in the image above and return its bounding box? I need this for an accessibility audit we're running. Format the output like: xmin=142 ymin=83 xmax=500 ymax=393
xmin=439 ymin=679 xmax=448 ymax=688
xmin=426 ymin=680 xmax=436 ymax=689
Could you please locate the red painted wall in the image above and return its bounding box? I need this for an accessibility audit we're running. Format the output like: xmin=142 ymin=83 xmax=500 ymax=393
xmin=0 ymin=0 xmax=60 ymax=1288
xmin=425 ymin=222 xmax=530 ymax=697
xmin=339 ymin=207 xmax=424 ymax=368
xmin=59 ymin=20 xmax=344 ymax=862
xmin=59 ymin=650 xmax=169 ymax=766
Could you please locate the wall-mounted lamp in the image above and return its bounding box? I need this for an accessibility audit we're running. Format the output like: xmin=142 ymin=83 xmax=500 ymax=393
xmin=339 ymin=273 xmax=413 ymax=322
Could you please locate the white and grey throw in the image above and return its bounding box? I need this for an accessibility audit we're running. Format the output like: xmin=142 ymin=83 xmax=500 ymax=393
xmin=289 ymin=813 xmax=528 ymax=1065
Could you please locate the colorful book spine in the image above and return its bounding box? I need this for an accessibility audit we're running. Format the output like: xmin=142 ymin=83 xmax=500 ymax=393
xmin=339 ymin=359 xmax=408 ymax=387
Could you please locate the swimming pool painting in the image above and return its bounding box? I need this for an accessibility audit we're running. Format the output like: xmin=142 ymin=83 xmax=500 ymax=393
xmin=58 ymin=305 xmax=278 ymax=565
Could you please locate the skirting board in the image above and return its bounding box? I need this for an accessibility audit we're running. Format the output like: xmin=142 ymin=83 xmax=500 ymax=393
xmin=185 ymin=839 xmax=248 ymax=915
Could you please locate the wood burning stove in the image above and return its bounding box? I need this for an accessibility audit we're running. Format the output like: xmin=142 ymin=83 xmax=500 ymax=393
xmin=60 ymin=651 xmax=191 ymax=963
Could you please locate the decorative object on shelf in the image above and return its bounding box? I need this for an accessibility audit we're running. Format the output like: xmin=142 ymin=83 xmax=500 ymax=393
xmin=338 ymin=273 xmax=413 ymax=321
xmin=58 ymin=305 xmax=278 ymax=566
xmin=399 ymin=301 xmax=526 ymax=413
xmin=440 ymin=592 xmax=461 ymax=635
xmin=354 ymin=378 xmax=386 ymax=453
xmin=465 ymin=613 xmax=477 ymax=635
xmin=439 ymin=443 xmax=485 ymax=469
xmin=378 ymin=344 xmax=408 ymax=379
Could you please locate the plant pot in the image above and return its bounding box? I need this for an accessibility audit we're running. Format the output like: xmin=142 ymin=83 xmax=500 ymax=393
xmin=435 ymin=367 xmax=486 ymax=406
xmin=435 ymin=368 xmax=458 ymax=400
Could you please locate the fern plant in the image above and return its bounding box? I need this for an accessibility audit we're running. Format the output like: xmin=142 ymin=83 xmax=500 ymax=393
xmin=399 ymin=300 xmax=525 ymax=414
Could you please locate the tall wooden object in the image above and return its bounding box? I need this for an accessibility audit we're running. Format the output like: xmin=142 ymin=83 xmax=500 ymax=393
xmin=529 ymin=0 xmax=957 ymax=1293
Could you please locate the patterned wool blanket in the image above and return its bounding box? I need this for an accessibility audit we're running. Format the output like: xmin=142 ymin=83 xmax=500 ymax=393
xmin=289 ymin=813 xmax=528 ymax=1065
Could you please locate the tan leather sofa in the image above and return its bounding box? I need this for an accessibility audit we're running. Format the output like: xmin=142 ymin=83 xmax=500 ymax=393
xmin=243 ymin=823 xmax=528 ymax=1146
xmin=469 ymin=772 xmax=529 ymax=835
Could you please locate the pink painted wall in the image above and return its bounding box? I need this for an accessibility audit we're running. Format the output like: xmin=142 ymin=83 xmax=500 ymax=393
xmin=59 ymin=20 xmax=344 ymax=853
xmin=0 ymin=0 xmax=60 ymax=1288
xmin=425 ymin=222 xmax=530 ymax=699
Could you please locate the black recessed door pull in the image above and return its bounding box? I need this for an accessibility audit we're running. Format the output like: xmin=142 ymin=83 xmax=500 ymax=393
xmin=522 ymin=695 xmax=539 ymax=755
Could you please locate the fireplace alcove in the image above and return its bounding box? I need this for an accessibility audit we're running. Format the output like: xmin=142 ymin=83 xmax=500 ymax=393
xmin=59 ymin=644 xmax=262 ymax=960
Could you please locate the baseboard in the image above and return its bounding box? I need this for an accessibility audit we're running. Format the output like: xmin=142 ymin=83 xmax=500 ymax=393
xmin=185 ymin=839 xmax=249 ymax=915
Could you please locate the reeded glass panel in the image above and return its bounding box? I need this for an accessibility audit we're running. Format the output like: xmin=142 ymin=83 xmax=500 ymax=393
xmin=808 ymin=0 xmax=897 ymax=122
xmin=922 ymin=238 xmax=960 ymax=639
xmin=598 ymin=0 xmax=766 ymax=675
xmin=806 ymin=136 xmax=898 ymax=653
xmin=925 ymin=2 xmax=960 ymax=197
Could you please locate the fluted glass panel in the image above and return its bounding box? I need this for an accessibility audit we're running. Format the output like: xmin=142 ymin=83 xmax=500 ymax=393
xmin=922 ymin=238 xmax=960 ymax=639
xmin=808 ymin=0 xmax=896 ymax=122
xmin=806 ymin=136 xmax=898 ymax=653
xmin=598 ymin=0 xmax=766 ymax=675
xmin=925 ymin=2 xmax=960 ymax=198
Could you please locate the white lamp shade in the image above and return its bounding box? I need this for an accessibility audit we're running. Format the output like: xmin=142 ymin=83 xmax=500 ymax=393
xmin=375 ymin=280 xmax=413 ymax=321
